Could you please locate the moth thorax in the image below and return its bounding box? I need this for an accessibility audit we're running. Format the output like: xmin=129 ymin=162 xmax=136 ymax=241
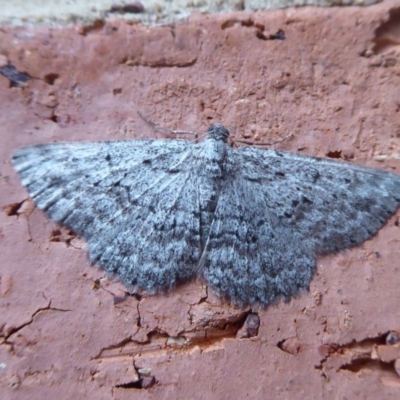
xmin=206 ymin=124 xmax=230 ymax=142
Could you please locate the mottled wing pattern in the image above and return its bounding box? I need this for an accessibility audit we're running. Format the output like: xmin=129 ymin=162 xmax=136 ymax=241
xmin=202 ymin=173 xmax=316 ymax=305
xmin=12 ymin=128 xmax=400 ymax=306
xmin=12 ymin=140 xmax=201 ymax=291
xmin=202 ymin=147 xmax=400 ymax=305
xmin=234 ymin=147 xmax=400 ymax=255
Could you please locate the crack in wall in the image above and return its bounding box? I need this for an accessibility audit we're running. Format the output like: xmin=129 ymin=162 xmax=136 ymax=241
xmin=108 ymin=359 xmax=158 ymax=396
xmin=49 ymin=228 xmax=79 ymax=248
xmin=94 ymin=306 xmax=259 ymax=360
xmin=315 ymin=331 xmax=400 ymax=379
xmin=2 ymin=300 xmax=71 ymax=351
xmin=3 ymin=198 xmax=62 ymax=244
xmin=275 ymin=326 xmax=400 ymax=380
xmin=114 ymin=360 xmax=157 ymax=390
xmin=220 ymin=17 xmax=285 ymax=41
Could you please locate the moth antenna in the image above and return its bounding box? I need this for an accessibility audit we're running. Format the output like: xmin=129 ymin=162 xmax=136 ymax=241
xmin=137 ymin=111 xmax=199 ymax=143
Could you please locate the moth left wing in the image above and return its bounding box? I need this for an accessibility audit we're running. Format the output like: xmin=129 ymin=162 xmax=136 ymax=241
xmin=12 ymin=140 xmax=202 ymax=291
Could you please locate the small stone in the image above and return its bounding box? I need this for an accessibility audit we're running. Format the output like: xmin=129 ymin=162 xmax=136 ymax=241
xmin=386 ymin=331 xmax=400 ymax=345
xmin=236 ymin=313 xmax=260 ymax=338
xmin=141 ymin=376 xmax=156 ymax=389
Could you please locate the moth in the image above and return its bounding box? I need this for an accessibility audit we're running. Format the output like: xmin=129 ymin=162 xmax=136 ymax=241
xmin=12 ymin=124 xmax=400 ymax=305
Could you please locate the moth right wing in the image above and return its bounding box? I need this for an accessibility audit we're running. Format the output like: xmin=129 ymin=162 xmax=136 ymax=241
xmin=234 ymin=146 xmax=400 ymax=255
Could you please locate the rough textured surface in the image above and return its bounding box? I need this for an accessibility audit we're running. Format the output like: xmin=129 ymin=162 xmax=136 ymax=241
xmin=1 ymin=0 xmax=400 ymax=398
xmin=0 ymin=0 xmax=382 ymax=26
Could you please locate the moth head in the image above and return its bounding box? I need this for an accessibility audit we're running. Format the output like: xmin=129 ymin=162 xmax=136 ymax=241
xmin=206 ymin=124 xmax=230 ymax=142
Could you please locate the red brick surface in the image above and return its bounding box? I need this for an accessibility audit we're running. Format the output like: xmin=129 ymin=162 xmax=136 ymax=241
xmin=1 ymin=1 xmax=400 ymax=398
